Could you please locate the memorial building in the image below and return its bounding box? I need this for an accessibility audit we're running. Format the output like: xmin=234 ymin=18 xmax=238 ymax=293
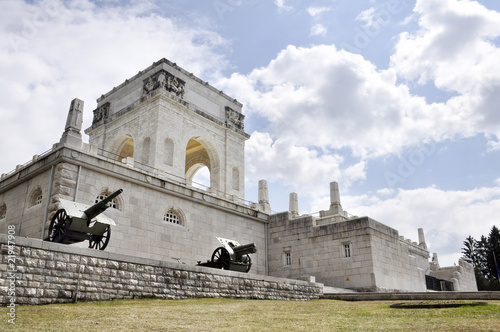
xmin=0 ymin=58 xmax=477 ymax=292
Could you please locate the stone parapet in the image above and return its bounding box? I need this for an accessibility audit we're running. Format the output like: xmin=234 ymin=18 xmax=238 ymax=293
xmin=0 ymin=234 xmax=322 ymax=305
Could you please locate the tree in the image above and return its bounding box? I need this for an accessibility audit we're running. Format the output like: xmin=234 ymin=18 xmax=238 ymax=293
xmin=462 ymin=226 xmax=500 ymax=291
xmin=462 ymin=235 xmax=476 ymax=265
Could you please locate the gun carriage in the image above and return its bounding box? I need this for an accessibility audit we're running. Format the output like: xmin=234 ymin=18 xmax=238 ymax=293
xmin=197 ymin=237 xmax=257 ymax=273
xmin=46 ymin=189 xmax=123 ymax=250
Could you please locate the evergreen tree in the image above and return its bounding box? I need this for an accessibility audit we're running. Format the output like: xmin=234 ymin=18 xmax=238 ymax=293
xmin=462 ymin=235 xmax=476 ymax=265
xmin=462 ymin=226 xmax=500 ymax=291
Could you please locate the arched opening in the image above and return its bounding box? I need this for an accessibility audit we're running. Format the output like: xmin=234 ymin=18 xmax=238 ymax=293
xmin=111 ymin=134 xmax=134 ymax=162
xmin=192 ymin=166 xmax=210 ymax=190
xmin=163 ymin=207 xmax=186 ymax=227
xmin=29 ymin=187 xmax=43 ymax=208
xmin=185 ymin=137 xmax=219 ymax=192
xmin=95 ymin=190 xmax=122 ymax=211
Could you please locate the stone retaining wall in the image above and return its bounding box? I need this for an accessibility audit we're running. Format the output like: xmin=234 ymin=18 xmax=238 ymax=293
xmin=0 ymin=235 xmax=322 ymax=305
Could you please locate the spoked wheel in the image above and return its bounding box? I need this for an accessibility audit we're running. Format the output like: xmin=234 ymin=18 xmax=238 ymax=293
xmin=211 ymin=247 xmax=231 ymax=270
xmin=48 ymin=209 xmax=70 ymax=243
xmin=244 ymin=255 xmax=252 ymax=273
xmin=88 ymin=226 xmax=111 ymax=250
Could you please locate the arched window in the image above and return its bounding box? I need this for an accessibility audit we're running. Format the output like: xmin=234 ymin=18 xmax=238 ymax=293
xmin=164 ymin=138 xmax=174 ymax=166
xmin=111 ymin=134 xmax=134 ymax=162
xmin=141 ymin=137 xmax=151 ymax=164
xmin=0 ymin=203 xmax=6 ymax=220
xmin=30 ymin=187 xmax=43 ymax=207
xmin=163 ymin=208 xmax=185 ymax=227
xmin=95 ymin=191 xmax=120 ymax=210
xmin=232 ymin=167 xmax=240 ymax=190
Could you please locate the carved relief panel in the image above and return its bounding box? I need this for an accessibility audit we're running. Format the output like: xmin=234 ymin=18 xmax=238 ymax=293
xmin=92 ymin=102 xmax=110 ymax=125
xmin=143 ymin=70 xmax=186 ymax=98
xmin=225 ymin=106 xmax=245 ymax=130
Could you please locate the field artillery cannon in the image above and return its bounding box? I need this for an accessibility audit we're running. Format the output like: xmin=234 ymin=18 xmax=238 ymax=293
xmin=46 ymin=189 xmax=123 ymax=250
xmin=197 ymin=237 xmax=257 ymax=273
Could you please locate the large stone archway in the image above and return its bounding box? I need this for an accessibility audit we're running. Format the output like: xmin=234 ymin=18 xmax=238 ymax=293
xmin=185 ymin=137 xmax=220 ymax=192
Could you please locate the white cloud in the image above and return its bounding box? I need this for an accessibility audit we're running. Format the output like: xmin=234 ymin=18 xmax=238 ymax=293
xmin=274 ymin=0 xmax=292 ymax=12
xmin=218 ymin=1 xmax=500 ymax=208
xmin=245 ymin=132 xmax=343 ymax=196
xmin=310 ymin=23 xmax=327 ymax=36
xmin=356 ymin=7 xmax=377 ymax=27
xmin=0 ymin=0 xmax=229 ymax=174
xmin=307 ymin=6 xmax=331 ymax=17
xmin=220 ymin=44 xmax=439 ymax=159
xmin=344 ymin=161 xmax=366 ymax=185
xmin=344 ymin=185 xmax=500 ymax=266
xmin=391 ymin=0 xmax=500 ymax=146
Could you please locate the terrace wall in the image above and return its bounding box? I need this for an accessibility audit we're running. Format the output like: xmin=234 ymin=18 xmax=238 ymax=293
xmin=0 ymin=235 xmax=322 ymax=305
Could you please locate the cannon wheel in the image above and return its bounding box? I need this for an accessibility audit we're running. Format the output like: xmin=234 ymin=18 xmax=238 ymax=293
xmin=211 ymin=247 xmax=231 ymax=270
xmin=48 ymin=209 xmax=71 ymax=243
xmin=88 ymin=225 xmax=111 ymax=250
xmin=245 ymin=255 xmax=252 ymax=273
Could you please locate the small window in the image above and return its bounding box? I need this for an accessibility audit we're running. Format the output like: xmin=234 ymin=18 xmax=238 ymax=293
xmin=163 ymin=208 xmax=186 ymax=227
xmin=0 ymin=203 xmax=6 ymax=220
xmin=344 ymin=243 xmax=352 ymax=258
xmin=283 ymin=250 xmax=292 ymax=266
xmin=163 ymin=210 xmax=180 ymax=224
xmin=30 ymin=188 xmax=43 ymax=207
xmin=95 ymin=192 xmax=118 ymax=209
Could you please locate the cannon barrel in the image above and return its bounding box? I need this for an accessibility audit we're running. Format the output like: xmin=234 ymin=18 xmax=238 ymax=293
xmin=232 ymin=243 xmax=257 ymax=257
xmin=83 ymin=189 xmax=123 ymax=222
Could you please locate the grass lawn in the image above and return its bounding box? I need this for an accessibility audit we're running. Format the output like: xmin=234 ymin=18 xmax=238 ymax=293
xmin=2 ymin=298 xmax=500 ymax=331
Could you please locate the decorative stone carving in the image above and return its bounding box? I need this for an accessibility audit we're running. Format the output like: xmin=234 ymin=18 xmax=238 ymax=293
xmin=142 ymin=70 xmax=185 ymax=98
xmin=92 ymin=102 xmax=110 ymax=125
xmin=225 ymin=106 xmax=245 ymax=130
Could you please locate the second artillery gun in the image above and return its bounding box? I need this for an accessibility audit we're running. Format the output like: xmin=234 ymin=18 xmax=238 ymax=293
xmin=197 ymin=237 xmax=257 ymax=273
xmin=46 ymin=189 xmax=123 ymax=250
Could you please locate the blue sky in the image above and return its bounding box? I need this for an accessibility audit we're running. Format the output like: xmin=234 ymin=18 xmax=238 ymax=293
xmin=1 ymin=0 xmax=500 ymax=266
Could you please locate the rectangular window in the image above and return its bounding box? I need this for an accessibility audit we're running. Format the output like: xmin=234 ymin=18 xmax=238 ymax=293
xmin=344 ymin=243 xmax=351 ymax=258
xmin=284 ymin=251 xmax=292 ymax=266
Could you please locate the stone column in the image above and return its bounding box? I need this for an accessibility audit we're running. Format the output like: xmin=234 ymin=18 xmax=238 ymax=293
xmin=329 ymin=181 xmax=344 ymax=215
xmin=258 ymin=180 xmax=271 ymax=214
xmin=430 ymin=252 xmax=440 ymax=271
xmin=289 ymin=192 xmax=299 ymax=218
xmin=418 ymin=228 xmax=427 ymax=249
xmin=59 ymin=98 xmax=84 ymax=148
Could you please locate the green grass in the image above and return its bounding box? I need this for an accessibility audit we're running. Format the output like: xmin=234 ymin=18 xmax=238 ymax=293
xmin=2 ymin=298 xmax=500 ymax=331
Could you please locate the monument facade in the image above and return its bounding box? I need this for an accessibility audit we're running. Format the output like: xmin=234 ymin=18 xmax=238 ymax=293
xmin=0 ymin=58 xmax=477 ymax=292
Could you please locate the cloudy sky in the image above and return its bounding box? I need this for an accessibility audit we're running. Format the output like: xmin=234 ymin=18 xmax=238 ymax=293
xmin=1 ymin=0 xmax=500 ymax=266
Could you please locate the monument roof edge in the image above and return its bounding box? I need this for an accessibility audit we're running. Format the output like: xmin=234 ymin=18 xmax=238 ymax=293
xmin=96 ymin=58 xmax=243 ymax=108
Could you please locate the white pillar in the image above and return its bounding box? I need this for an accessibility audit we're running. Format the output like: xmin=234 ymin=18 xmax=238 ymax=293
xmin=258 ymin=180 xmax=271 ymax=214
xmin=329 ymin=181 xmax=343 ymax=215
xmin=418 ymin=228 xmax=427 ymax=249
xmin=60 ymin=98 xmax=84 ymax=148
xmin=289 ymin=192 xmax=299 ymax=218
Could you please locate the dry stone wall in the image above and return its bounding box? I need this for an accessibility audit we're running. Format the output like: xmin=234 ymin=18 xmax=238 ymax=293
xmin=0 ymin=234 xmax=322 ymax=305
